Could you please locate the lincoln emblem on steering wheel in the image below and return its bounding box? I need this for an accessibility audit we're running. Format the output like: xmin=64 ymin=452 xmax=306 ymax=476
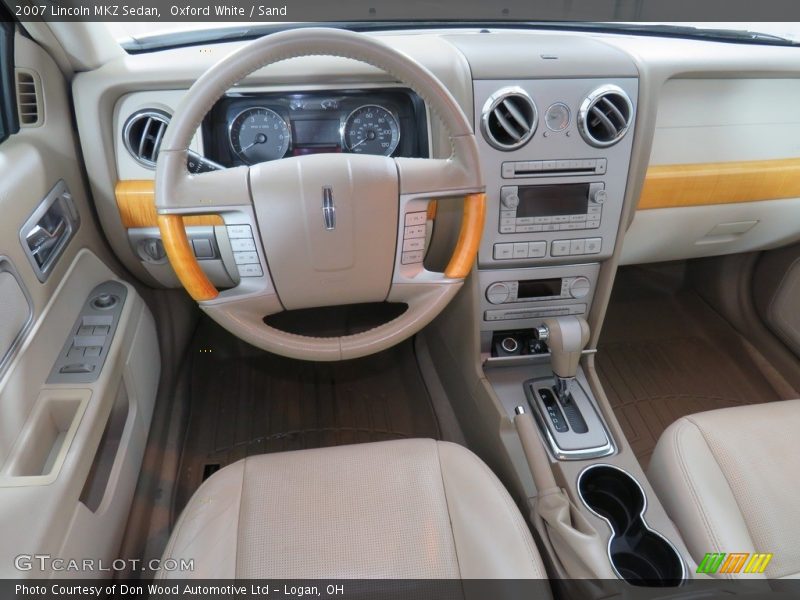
xmin=322 ymin=186 xmax=336 ymax=231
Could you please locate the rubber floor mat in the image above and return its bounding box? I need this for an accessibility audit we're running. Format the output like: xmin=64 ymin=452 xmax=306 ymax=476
xmin=597 ymin=269 xmax=781 ymax=468
xmin=174 ymin=318 xmax=440 ymax=516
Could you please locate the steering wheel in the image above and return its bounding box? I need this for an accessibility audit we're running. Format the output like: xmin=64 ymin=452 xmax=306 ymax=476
xmin=155 ymin=28 xmax=484 ymax=361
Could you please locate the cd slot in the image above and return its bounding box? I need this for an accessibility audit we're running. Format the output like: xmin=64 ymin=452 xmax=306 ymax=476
xmin=517 ymin=166 xmax=598 ymax=177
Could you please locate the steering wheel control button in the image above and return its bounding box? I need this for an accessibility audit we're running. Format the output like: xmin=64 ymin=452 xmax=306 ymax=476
xmin=230 ymin=238 xmax=256 ymax=252
xmin=191 ymin=238 xmax=215 ymax=259
xmin=404 ymin=212 xmax=427 ymax=227
xmin=401 ymin=251 xmax=424 ymax=265
xmin=404 ymin=225 xmax=426 ymax=239
xmin=238 ymin=264 xmax=263 ymax=278
xmin=551 ymin=240 xmax=572 ymax=257
xmin=226 ymin=225 xmax=253 ymax=238
xmin=402 ymin=238 xmax=426 ymax=253
xmin=493 ymin=243 xmax=514 ymax=260
xmin=233 ymin=252 xmax=259 ymax=265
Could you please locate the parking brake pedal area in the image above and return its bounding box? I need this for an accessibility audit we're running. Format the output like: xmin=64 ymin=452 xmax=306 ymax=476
xmin=47 ymin=281 xmax=127 ymax=384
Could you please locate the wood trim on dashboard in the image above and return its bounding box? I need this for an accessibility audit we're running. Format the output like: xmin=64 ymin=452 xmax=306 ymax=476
xmin=115 ymin=180 xmax=224 ymax=228
xmin=638 ymin=158 xmax=800 ymax=210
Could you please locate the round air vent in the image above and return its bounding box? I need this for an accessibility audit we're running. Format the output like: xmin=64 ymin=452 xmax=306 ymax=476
xmin=123 ymin=109 xmax=171 ymax=168
xmin=578 ymin=85 xmax=633 ymax=148
xmin=480 ymin=87 xmax=538 ymax=151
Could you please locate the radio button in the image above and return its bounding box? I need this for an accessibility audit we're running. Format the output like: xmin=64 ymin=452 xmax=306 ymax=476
xmin=501 ymin=210 xmax=516 ymax=219
xmin=500 ymin=225 xmax=516 ymax=233
xmin=570 ymin=239 xmax=586 ymax=255
xmin=500 ymin=217 xmax=516 ymax=227
xmin=542 ymin=160 xmax=556 ymax=171
xmin=501 ymin=163 xmax=516 ymax=178
xmin=500 ymin=187 xmax=520 ymax=209
xmin=486 ymin=282 xmax=511 ymax=304
xmin=493 ymin=243 xmax=514 ymax=260
xmin=528 ymin=241 xmax=547 ymax=258
xmin=516 ymin=217 xmax=535 ymax=225
xmin=587 ymin=205 xmax=602 ymax=215
xmin=552 ymin=215 xmax=569 ymax=223
xmin=551 ymin=240 xmax=571 ymax=257
xmin=543 ymin=224 xmax=559 ymax=231
xmin=516 ymin=225 xmax=536 ymax=233
xmin=569 ymin=276 xmax=591 ymax=299
xmin=534 ymin=216 xmax=552 ymax=224
xmin=570 ymin=214 xmax=587 ymax=222
xmin=585 ymin=238 xmax=602 ymax=254
xmin=513 ymin=243 xmax=529 ymax=258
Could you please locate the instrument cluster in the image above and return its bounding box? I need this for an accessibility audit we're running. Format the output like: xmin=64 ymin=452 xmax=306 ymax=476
xmin=202 ymin=88 xmax=429 ymax=167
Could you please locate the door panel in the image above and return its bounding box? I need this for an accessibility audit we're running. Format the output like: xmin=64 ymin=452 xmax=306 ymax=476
xmin=0 ymin=27 xmax=160 ymax=578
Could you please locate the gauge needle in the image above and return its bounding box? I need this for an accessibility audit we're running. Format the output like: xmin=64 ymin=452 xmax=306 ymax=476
xmin=350 ymin=138 xmax=367 ymax=149
xmin=241 ymin=133 xmax=268 ymax=152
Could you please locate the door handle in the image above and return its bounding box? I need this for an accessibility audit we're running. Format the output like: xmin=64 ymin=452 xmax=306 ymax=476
xmin=26 ymin=219 xmax=67 ymax=266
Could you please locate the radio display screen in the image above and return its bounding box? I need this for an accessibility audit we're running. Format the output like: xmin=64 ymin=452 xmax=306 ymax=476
xmin=516 ymin=183 xmax=590 ymax=217
xmin=518 ymin=279 xmax=562 ymax=298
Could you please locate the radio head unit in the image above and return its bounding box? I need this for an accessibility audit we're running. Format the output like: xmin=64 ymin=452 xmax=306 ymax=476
xmin=499 ymin=182 xmax=605 ymax=234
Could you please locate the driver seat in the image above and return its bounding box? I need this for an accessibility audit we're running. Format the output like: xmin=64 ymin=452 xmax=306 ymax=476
xmin=159 ymin=439 xmax=548 ymax=580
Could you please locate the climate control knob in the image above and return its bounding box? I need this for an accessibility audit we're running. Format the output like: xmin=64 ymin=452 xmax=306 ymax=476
xmin=568 ymin=276 xmax=591 ymax=299
xmin=486 ymin=282 xmax=511 ymax=304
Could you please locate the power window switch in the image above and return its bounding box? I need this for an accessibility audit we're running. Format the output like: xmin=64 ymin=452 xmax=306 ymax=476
xmin=85 ymin=346 xmax=102 ymax=358
xmin=59 ymin=363 xmax=95 ymax=374
xmin=92 ymin=326 xmax=110 ymax=336
xmin=67 ymin=346 xmax=84 ymax=359
xmin=78 ymin=325 xmax=93 ymax=336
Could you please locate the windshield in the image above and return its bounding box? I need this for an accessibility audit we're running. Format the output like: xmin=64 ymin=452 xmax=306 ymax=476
xmin=108 ymin=21 xmax=800 ymax=47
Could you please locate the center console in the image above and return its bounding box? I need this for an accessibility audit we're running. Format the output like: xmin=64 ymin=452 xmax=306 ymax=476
xmin=473 ymin=78 xmax=637 ymax=356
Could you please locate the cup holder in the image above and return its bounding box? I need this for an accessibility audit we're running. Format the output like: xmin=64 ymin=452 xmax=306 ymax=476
xmin=578 ymin=464 xmax=685 ymax=586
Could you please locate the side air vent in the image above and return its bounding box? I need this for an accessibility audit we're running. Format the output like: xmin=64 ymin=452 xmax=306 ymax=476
xmin=480 ymin=87 xmax=538 ymax=151
xmin=16 ymin=69 xmax=43 ymax=127
xmin=123 ymin=109 xmax=171 ymax=168
xmin=578 ymin=85 xmax=633 ymax=148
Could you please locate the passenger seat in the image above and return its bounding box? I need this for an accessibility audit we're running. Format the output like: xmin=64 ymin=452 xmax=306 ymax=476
xmin=648 ymin=399 xmax=800 ymax=578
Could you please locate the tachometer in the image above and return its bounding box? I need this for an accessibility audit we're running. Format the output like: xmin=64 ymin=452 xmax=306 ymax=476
xmin=342 ymin=105 xmax=400 ymax=156
xmin=229 ymin=107 xmax=290 ymax=164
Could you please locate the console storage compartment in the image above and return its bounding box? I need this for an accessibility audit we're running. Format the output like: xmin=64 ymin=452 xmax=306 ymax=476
xmin=578 ymin=464 xmax=685 ymax=586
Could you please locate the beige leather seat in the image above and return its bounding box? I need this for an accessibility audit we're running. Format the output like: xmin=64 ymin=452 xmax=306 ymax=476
xmin=160 ymin=438 xmax=549 ymax=579
xmin=648 ymin=399 xmax=800 ymax=579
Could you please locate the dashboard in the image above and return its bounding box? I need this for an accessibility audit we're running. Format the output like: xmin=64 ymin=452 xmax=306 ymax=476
xmin=75 ymin=28 xmax=800 ymax=358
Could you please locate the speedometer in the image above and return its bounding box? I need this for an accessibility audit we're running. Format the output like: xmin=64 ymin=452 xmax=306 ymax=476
xmin=342 ymin=105 xmax=400 ymax=156
xmin=229 ymin=107 xmax=290 ymax=164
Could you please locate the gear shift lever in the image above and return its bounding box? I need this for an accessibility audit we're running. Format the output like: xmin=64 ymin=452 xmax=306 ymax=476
xmin=537 ymin=316 xmax=590 ymax=400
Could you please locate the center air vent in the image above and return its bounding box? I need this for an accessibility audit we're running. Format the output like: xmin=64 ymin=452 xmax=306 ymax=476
xmin=480 ymin=87 xmax=538 ymax=151
xmin=578 ymin=85 xmax=633 ymax=148
xmin=123 ymin=109 xmax=171 ymax=168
